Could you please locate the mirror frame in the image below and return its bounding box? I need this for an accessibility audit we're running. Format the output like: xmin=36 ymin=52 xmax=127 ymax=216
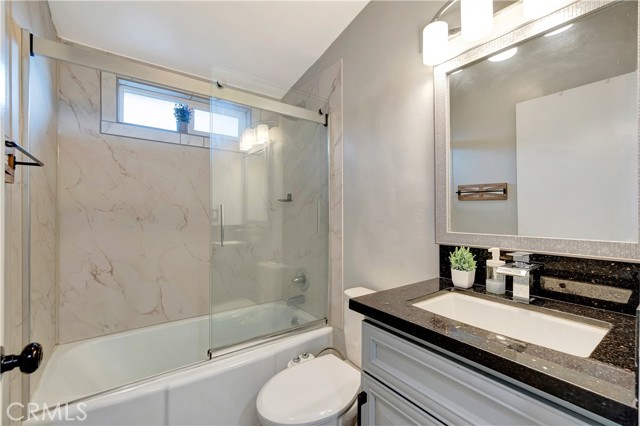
xmin=434 ymin=0 xmax=640 ymax=262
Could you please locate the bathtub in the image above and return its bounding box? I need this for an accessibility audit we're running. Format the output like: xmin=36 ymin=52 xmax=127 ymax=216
xmin=31 ymin=301 xmax=321 ymax=410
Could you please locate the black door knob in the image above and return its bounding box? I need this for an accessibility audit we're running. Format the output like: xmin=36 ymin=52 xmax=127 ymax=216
xmin=1 ymin=343 xmax=43 ymax=374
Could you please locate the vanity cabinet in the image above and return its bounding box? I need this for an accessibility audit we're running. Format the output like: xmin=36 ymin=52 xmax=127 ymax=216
xmin=361 ymin=375 xmax=444 ymax=426
xmin=360 ymin=321 xmax=594 ymax=426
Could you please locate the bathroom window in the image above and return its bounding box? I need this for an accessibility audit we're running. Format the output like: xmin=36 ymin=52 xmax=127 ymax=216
xmin=101 ymin=72 xmax=250 ymax=147
xmin=118 ymin=79 xmax=248 ymax=138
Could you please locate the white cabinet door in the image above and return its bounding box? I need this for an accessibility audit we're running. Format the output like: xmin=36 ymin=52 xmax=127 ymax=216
xmin=362 ymin=322 xmax=593 ymax=426
xmin=361 ymin=375 xmax=444 ymax=426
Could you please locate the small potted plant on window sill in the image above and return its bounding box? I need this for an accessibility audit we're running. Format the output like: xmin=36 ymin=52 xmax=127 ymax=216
xmin=449 ymin=246 xmax=476 ymax=289
xmin=174 ymin=103 xmax=193 ymax=133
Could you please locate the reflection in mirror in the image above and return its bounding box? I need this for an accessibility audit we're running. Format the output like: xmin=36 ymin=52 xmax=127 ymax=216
xmin=449 ymin=1 xmax=638 ymax=243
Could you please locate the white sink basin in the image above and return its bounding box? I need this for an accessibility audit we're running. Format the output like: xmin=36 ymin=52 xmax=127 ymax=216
xmin=412 ymin=292 xmax=610 ymax=357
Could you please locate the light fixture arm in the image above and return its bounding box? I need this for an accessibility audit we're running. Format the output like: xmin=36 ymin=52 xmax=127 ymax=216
xmin=430 ymin=0 xmax=461 ymax=35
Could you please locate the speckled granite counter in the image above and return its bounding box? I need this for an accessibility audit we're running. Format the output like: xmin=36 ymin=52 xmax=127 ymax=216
xmin=350 ymin=278 xmax=637 ymax=425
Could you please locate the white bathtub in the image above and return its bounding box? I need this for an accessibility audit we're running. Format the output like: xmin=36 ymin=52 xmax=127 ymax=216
xmin=31 ymin=301 xmax=320 ymax=409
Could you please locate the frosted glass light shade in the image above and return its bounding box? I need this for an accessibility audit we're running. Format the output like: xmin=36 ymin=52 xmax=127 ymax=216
xmin=256 ymin=124 xmax=269 ymax=144
xmin=461 ymin=0 xmax=493 ymax=41
xmin=523 ymin=0 xmax=556 ymax=20
xmin=269 ymin=126 xmax=282 ymax=143
xmin=240 ymin=128 xmax=255 ymax=151
xmin=423 ymin=21 xmax=449 ymax=66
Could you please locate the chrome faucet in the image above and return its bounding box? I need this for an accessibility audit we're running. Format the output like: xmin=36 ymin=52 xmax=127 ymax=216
xmin=495 ymin=252 xmax=542 ymax=303
xmin=292 ymin=271 xmax=309 ymax=291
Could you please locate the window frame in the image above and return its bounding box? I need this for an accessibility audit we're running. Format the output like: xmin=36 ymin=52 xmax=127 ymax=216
xmin=115 ymin=77 xmax=250 ymax=143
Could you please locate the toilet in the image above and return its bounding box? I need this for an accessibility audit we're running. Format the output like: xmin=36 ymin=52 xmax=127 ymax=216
xmin=256 ymin=287 xmax=376 ymax=426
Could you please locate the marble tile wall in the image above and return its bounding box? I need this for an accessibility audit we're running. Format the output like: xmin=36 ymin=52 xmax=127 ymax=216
xmin=209 ymin=143 xmax=287 ymax=315
xmin=57 ymin=62 xmax=210 ymax=343
xmin=209 ymin=98 xmax=332 ymax=338
xmin=207 ymin=104 xmax=291 ymax=323
xmin=8 ymin=0 xmax=58 ymax=403
xmin=280 ymin=115 xmax=329 ymax=321
xmin=283 ymin=61 xmax=342 ymax=331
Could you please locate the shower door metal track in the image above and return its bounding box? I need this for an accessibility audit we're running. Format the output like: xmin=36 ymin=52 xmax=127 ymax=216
xmin=28 ymin=32 xmax=326 ymax=125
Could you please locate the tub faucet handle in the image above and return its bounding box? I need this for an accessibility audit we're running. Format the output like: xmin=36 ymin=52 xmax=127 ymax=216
xmin=292 ymin=271 xmax=309 ymax=291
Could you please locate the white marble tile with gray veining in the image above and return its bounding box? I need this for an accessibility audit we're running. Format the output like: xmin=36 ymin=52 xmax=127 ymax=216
xmin=58 ymin=63 xmax=210 ymax=343
xmin=283 ymin=61 xmax=342 ymax=327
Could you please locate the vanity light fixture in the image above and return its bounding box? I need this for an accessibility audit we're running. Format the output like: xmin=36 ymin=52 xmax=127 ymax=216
xmin=240 ymin=124 xmax=272 ymax=152
xmin=488 ymin=47 xmax=518 ymax=62
xmin=422 ymin=0 xmax=494 ymax=66
xmin=461 ymin=0 xmax=493 ymax=41
xmin=544 ymin=24 xmax=573 ymax=37
xmin=240 ymin=128 xmax=255 ymax=152
xmin=423 ymin=21 xmax=449 ymax=66
xmin=523 ymin=0 xmax=557 ymax=20
xmin=256 ymin=124 xmax=270 ymax=145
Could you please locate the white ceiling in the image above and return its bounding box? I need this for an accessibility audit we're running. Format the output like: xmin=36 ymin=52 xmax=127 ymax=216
xmin=47 ymin=1 xmax=369 ymax=99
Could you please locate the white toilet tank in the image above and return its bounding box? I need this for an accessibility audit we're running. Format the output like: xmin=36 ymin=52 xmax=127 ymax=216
xmin=343 ymin=287 xmax=376 ymax=368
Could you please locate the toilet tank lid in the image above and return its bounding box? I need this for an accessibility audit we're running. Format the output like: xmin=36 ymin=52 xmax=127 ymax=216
xmin=344 ymin=287 xmax=376 ymax=300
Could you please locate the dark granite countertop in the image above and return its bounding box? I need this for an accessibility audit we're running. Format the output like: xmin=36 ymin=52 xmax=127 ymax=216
xmin=350 ymin=278 xmax=637 ymax=425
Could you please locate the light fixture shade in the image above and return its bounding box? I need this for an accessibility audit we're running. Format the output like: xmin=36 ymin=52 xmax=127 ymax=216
xmin=240 ymin=128 xmax=255 ymax=151
xmin=269 ymin=126 xmax=282 ymax=143
xmin=256 ymin=124 xmax=269 ymax=144
xmin=523 ymin=0 xmax=556 ymax=20
xmin=461 ymin=0 xmax=493 ymax=41
xmin=423 ymin=21 xmax=449 ymax=66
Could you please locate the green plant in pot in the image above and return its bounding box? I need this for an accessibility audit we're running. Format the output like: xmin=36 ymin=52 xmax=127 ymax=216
xmin=449 ymin=246 xmax=477 ymax=288
xmin=174 ymin=103 xmax=193 ymax=133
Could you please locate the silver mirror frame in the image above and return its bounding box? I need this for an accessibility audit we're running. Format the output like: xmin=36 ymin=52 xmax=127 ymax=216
xmin=434 ymin=0 xmax=640 ymax=262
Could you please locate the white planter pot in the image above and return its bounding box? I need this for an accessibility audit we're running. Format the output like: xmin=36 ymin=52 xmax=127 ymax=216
xmin=177 ymin=121 xmax=188 ymax=133
xmin=451 ymin=269 xmax=475 ymax=288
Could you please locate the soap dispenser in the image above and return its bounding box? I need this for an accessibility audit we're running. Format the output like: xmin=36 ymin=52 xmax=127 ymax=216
xmin=486 ymin=247 xmax=506 ymax=294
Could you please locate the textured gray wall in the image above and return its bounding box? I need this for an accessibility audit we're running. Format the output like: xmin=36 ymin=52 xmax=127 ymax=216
xmin=290 ymin=1 xmax=442 ymax=291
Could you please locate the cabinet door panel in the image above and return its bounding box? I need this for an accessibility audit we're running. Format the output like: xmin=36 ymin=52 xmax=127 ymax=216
xmin=362 ymin=322 xmax=593 ymax=426
xmin=361 ymin=375 xmax=443 ymax=426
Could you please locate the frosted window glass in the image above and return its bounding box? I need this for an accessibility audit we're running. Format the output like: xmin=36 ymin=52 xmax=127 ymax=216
xmin=122 ymin=92 xmax=176 ymax=131
xmin=194 ymin=109 xmax=239 ymax=137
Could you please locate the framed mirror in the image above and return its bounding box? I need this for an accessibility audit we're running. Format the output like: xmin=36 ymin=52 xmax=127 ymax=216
xmin=434 ymin=0 xmax=639 ymax=261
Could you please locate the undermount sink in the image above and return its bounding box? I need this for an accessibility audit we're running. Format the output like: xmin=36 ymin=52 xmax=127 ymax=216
xmin=412 ymin=292 xmax=610 ymax=357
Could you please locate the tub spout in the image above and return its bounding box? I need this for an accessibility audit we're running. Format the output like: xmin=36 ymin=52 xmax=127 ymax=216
xmin=287 ymin=295 xmax=305 ymax=306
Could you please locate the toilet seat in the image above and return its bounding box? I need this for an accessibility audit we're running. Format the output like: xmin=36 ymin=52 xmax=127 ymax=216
xmin=256 ymin=354 xmax=360 ymax=426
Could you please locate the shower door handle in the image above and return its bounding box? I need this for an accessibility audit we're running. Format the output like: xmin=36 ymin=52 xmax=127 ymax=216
xmin=1 ymin=342 xmax=43 ymax=375
xmin=219 ymin=204 xmax=225 ymax=247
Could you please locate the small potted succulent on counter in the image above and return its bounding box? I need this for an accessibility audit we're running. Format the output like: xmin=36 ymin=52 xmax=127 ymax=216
xmin=174 ymin=103 xmax=193 ymax=133
xmin=449 ymin=246 xmax=476 ymax=288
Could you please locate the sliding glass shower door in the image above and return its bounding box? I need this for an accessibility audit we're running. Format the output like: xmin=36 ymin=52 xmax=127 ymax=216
xmin=209 ymin=99 xmax=328 ymax=354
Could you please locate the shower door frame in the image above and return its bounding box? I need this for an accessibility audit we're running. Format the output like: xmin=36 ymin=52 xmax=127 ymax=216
xmin=28 ymin=33 xmax=326 ymax=125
